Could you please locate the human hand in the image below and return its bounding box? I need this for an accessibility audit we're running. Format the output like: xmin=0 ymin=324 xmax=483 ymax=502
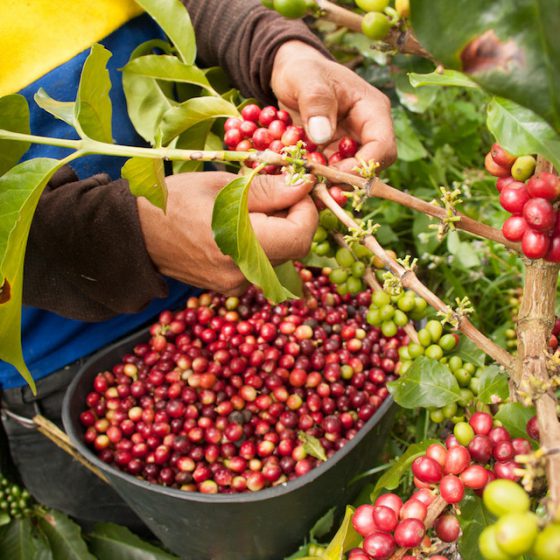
xmin=271 ymin=41 xmax=397 ymax=173
xmin=137 ymin=172 xmax=318 ymax=295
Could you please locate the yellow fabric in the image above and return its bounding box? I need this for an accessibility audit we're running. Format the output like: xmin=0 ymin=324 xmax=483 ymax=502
xmin=0 ymin=0 xmax=143 ymax=96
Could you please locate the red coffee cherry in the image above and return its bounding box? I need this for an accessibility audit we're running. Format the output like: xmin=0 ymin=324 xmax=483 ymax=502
xmin=411 ymin=456 xmax=442 ymax=484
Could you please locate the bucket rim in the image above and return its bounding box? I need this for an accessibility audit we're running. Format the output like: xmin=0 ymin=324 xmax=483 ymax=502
xmin=62 ymin=328 xmax=395 ymax=504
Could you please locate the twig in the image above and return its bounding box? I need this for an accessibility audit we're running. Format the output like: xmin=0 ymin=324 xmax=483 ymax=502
xmin=314 ymin=183 xmax=515 ymax=370
xmin=331 ymin=231 xmax=419 ymax=344
xmin=250 ymin=151 xmax=519 ymax=252
xmin=513 ymin=157 xmax=560 ymax=519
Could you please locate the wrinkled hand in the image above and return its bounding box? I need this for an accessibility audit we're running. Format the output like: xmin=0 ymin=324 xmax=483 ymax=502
xmin=137 ymin=172 xmax=318 ymax=295
xmin=271 ymin=41 xmax=397 ymax=173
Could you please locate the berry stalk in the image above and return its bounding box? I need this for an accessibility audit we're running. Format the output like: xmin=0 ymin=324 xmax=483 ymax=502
xmin=314 ymin=182 xmax=515 ymax=370
xmin=331 ymin=231 xmax=420 ymax=345
xmin=513 ymin=156 xmax=560 ymax=517
xmin=314 ymin=0 xmax=431 ymax=59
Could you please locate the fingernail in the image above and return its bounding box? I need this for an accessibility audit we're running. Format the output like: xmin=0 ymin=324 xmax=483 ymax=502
xmin=308 ymin=116 xmax=332 ymax=144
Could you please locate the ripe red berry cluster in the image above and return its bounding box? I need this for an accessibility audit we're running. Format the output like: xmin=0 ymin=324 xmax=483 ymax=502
xmin=223 ymin=103 xmax=359 ymax=173
xmin=80 ymin=268 xmax=407 ymax=494
xmin=485 ymin=144 xmax=560 ymax=260
xmin=349 ymin=490 xmax=459 ymax=560
xmin=347 ymin=412 xmax=535 ymax=559
xmin=414 ymin=411 xmax=534 ymax=494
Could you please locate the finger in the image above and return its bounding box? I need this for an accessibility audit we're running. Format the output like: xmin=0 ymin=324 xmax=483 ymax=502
xmin=248 ymin=173 xmax=315 ymax=214
xmin=251 ymin=195 xmax=318 ymax=262
xmin=296 ymin=74 xmax=338 ymax=145
xmin=341 ymin=92 xmax=397 ymax=171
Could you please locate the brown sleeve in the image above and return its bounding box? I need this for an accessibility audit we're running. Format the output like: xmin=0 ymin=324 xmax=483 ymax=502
xmin=22 ymin=166 xmax=168 ymax=322
xmin=182 ymin=0 xmax=332 ymax=103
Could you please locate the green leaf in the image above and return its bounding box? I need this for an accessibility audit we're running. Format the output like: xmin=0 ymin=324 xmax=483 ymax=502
xmin=38 ymin=509 xmax=95 ymax=560
xmin=459 ymin=492 xmax=496 ymax=560
xmin=477 ymin=365 xmax=509 ymax=404
xmin=495 ymin=403 xmax=536 ymax=442
xmin=274 ymin=261 xmax=304 ymax=299
xmin=447 ymin=231 xmax=481 ymax=269
xmin=34 ymin=89 xmax=76 ymax=128
xmin=31 ymin=525 xmax=55 ymax=560
xmin=123 ymin=40 xmax=176 ymax=145
xmin=410 ymin=0 xmax=560 ymax=133
xmin=75 ymin=44 xmax=113 ymax=143
xmin=309 ymin=507 xmax=336 ymax=542
xmin=0 ymin=94 xmax=30 ymax=176
xmin=160 ymin=97 xmax=238 ymax=145
xmin=393 ymin=108 xmax=427 ymax=162
xmin=487 ymin=97 xmax=560 ymax=171
xmin=300 ymin=252 xmax=338 ymax=269
xmin=134 ymin=0 xmax=196 ymax=65
xmin=0 ymin=158 xmax=64 ymax=389
xmin=212 ymin=175 xmax=296 ymax=303
xmin=323 ymin=507 xmax=361 ymax=560
xmin=122 ymin=55 xmax=214 ymax=93
xmin=0 ymin=512 xmax=10 ymax=526
xmin=121 ymin=157 xmax=167 ymax=211
xmin=87 ymin=523 xmax=178 ymax=560
xmin=409 ymin=69 xmax=480 ymax=89
xmin=387 ymin=356 xmax=461 ymax=408
xmin=452 ymin=337 xmax=486 ymax=367
xmin=371 ymin=439 xmax=439 ymax=500
xmin=299 ymin=432 xmax=327 ymax=462
xmin=0 ymin=518 xmax=40 ymax=560
xmin=395 ymin=74 xmax=438 ymax=113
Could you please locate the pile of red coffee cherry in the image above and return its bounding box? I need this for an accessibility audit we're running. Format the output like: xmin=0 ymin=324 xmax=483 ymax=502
xmin=80 ymin=267 xmax=406 ymax=494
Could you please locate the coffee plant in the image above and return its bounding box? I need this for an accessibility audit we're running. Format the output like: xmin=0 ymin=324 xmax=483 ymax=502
xmin=0 ymin=0 xmax=559 ymax=558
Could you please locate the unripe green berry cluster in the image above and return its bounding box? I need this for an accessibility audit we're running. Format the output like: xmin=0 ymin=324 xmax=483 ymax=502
xmin=366 ymin=288 xmax=427 ymax=338
xmin=0 ymin=475 xmax=33 ymax=519
xmin=480 ymin=479 xmax=560 ymax=560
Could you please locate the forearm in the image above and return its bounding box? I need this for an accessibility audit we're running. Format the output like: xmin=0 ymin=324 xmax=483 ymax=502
xmin=23 ymin=167 xmax=168 ymax=321
xmin=182 ymin=0 xmax=331 ymax=103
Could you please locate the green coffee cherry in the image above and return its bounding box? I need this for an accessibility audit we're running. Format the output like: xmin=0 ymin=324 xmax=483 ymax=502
xmin=417 ymin=329 xmax=432 ymax=347
xmin=425 ymin=320 xmax=443 ymax=343
xmin=454 ymin=368 xmax=471 ymax=387
xmin=393 ymin=310 xmax=409 ymax=327
xmin=457 ymin=389 xmax=474 ymax=407
xmin=439 ymin=334 xmax=457 ymax=352
xmin=319 ymin=209 xmax=339 ymax=230
xmin=329 ymin=268 xmax=348 ymax=285
xmin=379 ymin=304 xmax=395 ymax=321
xmin=381 ymin=321 xmax=398 ymax=337
xmin=366 ymin=309 xmax=382 ymax=326
xmin=347 ymin=276 xmax=363 ymax=295
xmin=372 ymin=291 xmax=392 ymax=307
xmin=408 ymin=343 xmax=424 ymax=359
xmin=425 ymin=344 xmax=444 ymax=361
xmin=448 ymin=356 xmax=463 ymax=372
xmin=351 ymin=261 xmax=366 ymax=278
xmin=336 ymin=247 xmax=355 ymax=268
xmin=430 ymin=408 xmax=445 ymax=423
xmin=511 ymin=155 xmax=536 ymax=182
xmin=442 ymin=402 xmax=458 ymax=419
xmin=454 ymin=421 xmax=475 ymax=445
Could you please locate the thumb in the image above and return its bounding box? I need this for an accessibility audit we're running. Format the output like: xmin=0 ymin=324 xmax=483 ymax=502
xmin=248 ymin=173 xmax=315 ymax=214
xmin=298 ymin=80 xmax=338 ymax=145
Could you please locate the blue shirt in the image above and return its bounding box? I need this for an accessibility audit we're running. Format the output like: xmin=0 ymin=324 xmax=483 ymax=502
xmin=0 ymin=14 xmax=196 ymax=389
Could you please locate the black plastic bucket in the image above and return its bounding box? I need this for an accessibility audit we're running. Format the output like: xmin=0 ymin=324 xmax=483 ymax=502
xmin=62 ymin=328 xmax=395 ymax=560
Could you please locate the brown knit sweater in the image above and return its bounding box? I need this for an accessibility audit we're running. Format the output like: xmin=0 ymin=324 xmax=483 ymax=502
xmin=23 ymin=0 xmax=327 ymax=321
